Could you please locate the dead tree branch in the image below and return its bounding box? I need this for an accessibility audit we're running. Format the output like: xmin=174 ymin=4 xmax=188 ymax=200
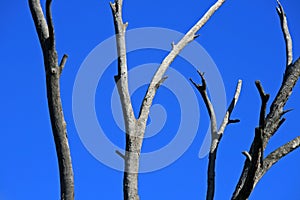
xmin=232 ymin=2 xmax=300 ymax=199
xmin=191 ymin=73 xmax=242 ymax=200
xmin=29 ymin=0 xmax=74 ymax=199
xmin=110 ymin=1 xmax=226 ymax=199
xmin=276 ymin=0 xmax=293 ymax=66
xmin=138 ymin=0 xmax=226 ymax=124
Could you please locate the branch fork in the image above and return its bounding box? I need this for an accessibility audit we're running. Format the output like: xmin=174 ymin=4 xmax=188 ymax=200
xmin=191 ymin=71 xmax=242 ymax=200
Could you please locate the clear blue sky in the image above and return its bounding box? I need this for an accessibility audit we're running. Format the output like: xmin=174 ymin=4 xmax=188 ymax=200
xmin=1 ymin=0 xmax=300 ymax=199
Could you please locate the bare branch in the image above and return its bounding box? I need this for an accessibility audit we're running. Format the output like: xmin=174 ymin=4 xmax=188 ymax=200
xmin=116 ymin=150 xmax=126 ymax=160
xmin=258 ymin=136 xmax=300 ymax=180
xmin=255 ymin=80 xmax=270 ymax=128
xmin=190 ymin=71 xmax=217 ymax=138
xmin=276 ymin=0 xmax=293 ymax=66
xmin=218 ymin=80 xmax=242 ymax=136
xmin=59 ymin=54 xmax=68 ymax=74
xmin=138 ymin=0 xmax=226 ymax=124
xmin=28 ymin=0 xmax=49 ymax=47
xmin=228 ymin=119 xmax=240 ymax=124
xmin=264 ymin=59 xmax=300 ymax=141
xmin=110 ymin=0 xmax=135 ymax=124
xmin=46 ymin=0 xmax=55 ymax=49
xmin=242 ymin=151 xmax=252 ymax=162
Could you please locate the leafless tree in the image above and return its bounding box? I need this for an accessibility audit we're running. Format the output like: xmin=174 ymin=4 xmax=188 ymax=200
xmin=191 ymin=1 xmax=300 ymax=200
xmin=28 ymin=0 xmax=300 ymax=199
xmin=29 ymin=0 xmax=74 ymax=199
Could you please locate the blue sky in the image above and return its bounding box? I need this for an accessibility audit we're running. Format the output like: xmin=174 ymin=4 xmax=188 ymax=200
xmin=1 ymin=0 xmax=300 ymax=199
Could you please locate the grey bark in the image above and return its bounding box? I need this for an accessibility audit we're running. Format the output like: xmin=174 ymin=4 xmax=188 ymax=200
xmin=110 ymin=0 xmax=226 ymax=199
xmin=231 ymin=2 xmax=300 ymax=199
xmin=29 ymin=0 xmax=74 ymax=199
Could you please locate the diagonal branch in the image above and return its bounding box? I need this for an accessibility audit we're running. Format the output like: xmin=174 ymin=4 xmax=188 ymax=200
xmin=276 ymin=0 xmax=293 ymax=66
xmin=191 ymin=73 xmax=242 ymax=200
xmin=255 ymin=136 xmax=300 ymax=185
xmin=138 ymin=0 xmax=226 ymax=124
xmin=218 ymin=80 xmax=242 ymax=137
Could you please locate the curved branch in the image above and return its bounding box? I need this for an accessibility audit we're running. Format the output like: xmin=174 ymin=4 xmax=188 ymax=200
xmin=276 ymin=0 xmax=293 ymax=66
xmin=190 ymin=71 xmax=218 ymax=137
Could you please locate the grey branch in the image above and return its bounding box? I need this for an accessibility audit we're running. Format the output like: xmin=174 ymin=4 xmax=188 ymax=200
xmin=46 ymin=0 xmax=55 ymax=49
xmin=29 ymin=0 xmax=74 ymax=199
xmin=191 ymin=73 xmax=241 ymax=200
xmin=256 ymin=136 xmax=300 ymax=183
xmin=255 ymin=80 xmax=270 ymax=128
xmin=138 ymin=0 xmax=226 ymax=124
xmin=28 ymin=0 xmax=49 ymax=48
xmin=59 ymin=54 xmax=68 ymax=74
xmin=276 ymin=0 xmax=293 ymax=66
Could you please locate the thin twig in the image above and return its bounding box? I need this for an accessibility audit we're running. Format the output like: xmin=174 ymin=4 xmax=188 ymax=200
xmin=59 ymin=54 xmax=68 ymax=74
xmin=116 ymin=150 xmax=126 ymax=160
xmin=46 ymin=0 xmax=55 ymax=49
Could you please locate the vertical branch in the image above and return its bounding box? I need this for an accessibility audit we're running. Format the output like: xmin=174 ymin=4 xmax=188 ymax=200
xmin=110 ymin=1 xmax=141 ymax=200
xmin=46 ymin=0 xmax=55 ymax=49
xmin=191 ymin=73 xmax=241 ymax=200
xmin=110 ymin=0 xmax=134 ymax=125
xmin=29 ymin=0 xmax=74 ymax=199
xmin=276 ymin=0 xmax=293 ymax=66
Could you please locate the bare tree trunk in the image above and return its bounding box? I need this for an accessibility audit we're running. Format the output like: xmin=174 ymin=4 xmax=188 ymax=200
xmin=29 ymin=1 xmax=74 ymax=199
